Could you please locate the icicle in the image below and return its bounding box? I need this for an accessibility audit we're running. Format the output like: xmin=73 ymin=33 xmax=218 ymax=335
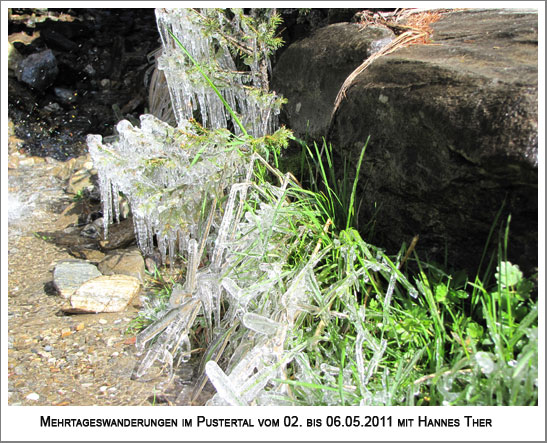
xmin=242 ymin=313 xmax=281 ymax=336
xmin=205 ymin=361 xmax=247 ymax=406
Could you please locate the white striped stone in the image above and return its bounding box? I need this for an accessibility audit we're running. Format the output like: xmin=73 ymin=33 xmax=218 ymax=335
xmin=69 ymin=275 xmax=141 ymax=313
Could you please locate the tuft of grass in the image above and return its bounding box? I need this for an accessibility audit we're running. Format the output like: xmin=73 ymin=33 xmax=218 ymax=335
xmin=294 ymin=137 xmax=371 ymax=234
xmin=125 ymin=19 xmax=537 ymax=405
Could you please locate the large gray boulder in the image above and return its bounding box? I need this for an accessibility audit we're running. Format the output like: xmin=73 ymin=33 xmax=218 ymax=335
xmin=272 ymin=23 xmax=394 ymax=140
xmin=274 ymin=9 xmax=538 ymax=273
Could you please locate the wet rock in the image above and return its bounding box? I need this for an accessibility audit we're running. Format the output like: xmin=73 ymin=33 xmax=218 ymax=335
xmin=16 ymin=49 xmax=59 ymax=91
xmin=40 ymin=26 xmax=78 ymax=51
xmin=8 ymin=154 xmax=20 ymax=169
xmin=67 ymin=247 xmax=106 ymax=263
xmin=67 ymin=167 xmax=95 ymax=195
xmin=272 ymin=22 xmax=394 ymax=140
xmin=8 ymin=42 xmax=23 ymax=74
xmin=51 ymin=154 xmax=91 ymax=181
xmin=81 ymin=218 xmax=104 ymax=239
xmin=18 ymin=156 xmax=47 ymax=166
xmin=98 ymin=247 xmax=146 ymax=282
xmin=99 ymin=217 xmax=136 ymax=250
xmin=66 ymin=275 xmax=141 ymax=313
xmin=53 ymin=201 xmax=83 ymax=230
xmin=43 ymin=102 xmax=63 ymax=113
xmin=53 ymin=259 xmax=102 ymax=299
xmin=53 ymin=87 xmax=78 ymax=105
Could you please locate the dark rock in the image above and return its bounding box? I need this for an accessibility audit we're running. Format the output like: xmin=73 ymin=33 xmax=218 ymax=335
xmin=8 ymin=77 xmax=39 ymax=112
xmin=272 ymin=23 xmax=394 ymax=141
xmin=99 ymin=216 xmax=136 ymax=250
xmin=324 ymin=9 xmax=537 ymax=273
xmin=53 ymin=87 xmax=77 ymax=105
xmin=35 ymin=18 xmax=88 ymax=40
xmin=8 ymin=9 xmax=158 ymax=160
xmin=16 ymin=49 xmax=59 ymax=91
xmin=67 ymin=247 xmax=106 ymax=264
xmin=40 ymin=27 xmax=78 ymax=51
xmin=81 ymin=219 xmax=104 ymax=240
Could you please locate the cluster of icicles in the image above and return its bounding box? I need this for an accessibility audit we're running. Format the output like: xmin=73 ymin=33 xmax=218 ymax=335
xmin=88 ymin=8 xmax=420 ymax=405
xmin=156 ymin=8 xmax=280 ymax=138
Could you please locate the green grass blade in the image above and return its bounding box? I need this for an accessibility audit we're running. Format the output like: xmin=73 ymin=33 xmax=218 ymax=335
xmin=346 ymin=137 xmax=369 ymax=230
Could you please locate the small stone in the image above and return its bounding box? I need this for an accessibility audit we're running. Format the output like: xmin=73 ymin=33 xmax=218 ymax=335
xmin=51 ymin=157 xmax=78 ymax=181
xmin=44 ymin=345 xmax=53 ymax=352
xmin=26 ymin=393 xmax=40 ymax=401
xmin=99 ymin=386 xmax=108 ymax=392
xmin=67 ymin=168 xmax=94 ymax=195
xmin=98 ymin=319 xmax=108 ymax=325
xmin=16 ymin=49 xmax=58 ymax=90
xmin=61 ymin=328 xmax=72 ymax=338
xmin=53 ymin=200 xmax=83 ymax=230
xmin=75 ymin=322 xmax=85 ymax=331
xmin=68 ymin=247 xmax=106 ymax=263
xmin=54 ymin=87 xmax=77 ymax=105
xmin=8 ymin=154 xmax=20 ymax=169
xmin=98 ymin=247 xmax=146 ymax=282
xmin=18 ymin=156 xmax=46 ymax=166
xmin=98 ymin=217 xmax=136 ymax=250
xmin=53 ymin=259 xmax=102 ymax=299
xmin=68 ymin=275 xmax=141 ymax=313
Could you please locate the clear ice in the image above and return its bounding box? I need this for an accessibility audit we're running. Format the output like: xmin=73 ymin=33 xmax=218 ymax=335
xmin=87 ymin=7 xmax=422 ymax=406
xmin=155 ymin=8 xmax=281 ymax=137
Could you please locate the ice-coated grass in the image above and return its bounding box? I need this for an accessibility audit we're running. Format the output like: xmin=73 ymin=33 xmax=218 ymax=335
xmin=92 ymin=8 xmax=537 ymax=406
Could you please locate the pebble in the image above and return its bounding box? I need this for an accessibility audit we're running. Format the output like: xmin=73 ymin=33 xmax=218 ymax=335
xmin=53 ymin=259 xmax=102 ymax=299
xmin=44 ymin=345 xmax=53 ymax=352
xmin=75 ymin=322 xmax=85 ymax=331
xmin=99 ymin=386 xmax=108 ymax=392
xmin=26 ymin=392 xmax=40 ymax=401
xmin=99 ymin=319 xmax=108 ymax=325
xmin=68 ymin=275 xmax=141 ymax=313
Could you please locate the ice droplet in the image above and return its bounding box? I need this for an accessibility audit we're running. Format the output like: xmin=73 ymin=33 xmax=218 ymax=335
xmin=475 ymin=351 xmax=495 ymax=376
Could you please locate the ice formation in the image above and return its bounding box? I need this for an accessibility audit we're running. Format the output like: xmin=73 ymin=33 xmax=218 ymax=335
xmin=87 ymin=8 xmax=422 ymax=406
xmin=88 ymin=115 xmax=248 ymax=265
xmin=155 ymin=8 xmax=282 ymax=137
